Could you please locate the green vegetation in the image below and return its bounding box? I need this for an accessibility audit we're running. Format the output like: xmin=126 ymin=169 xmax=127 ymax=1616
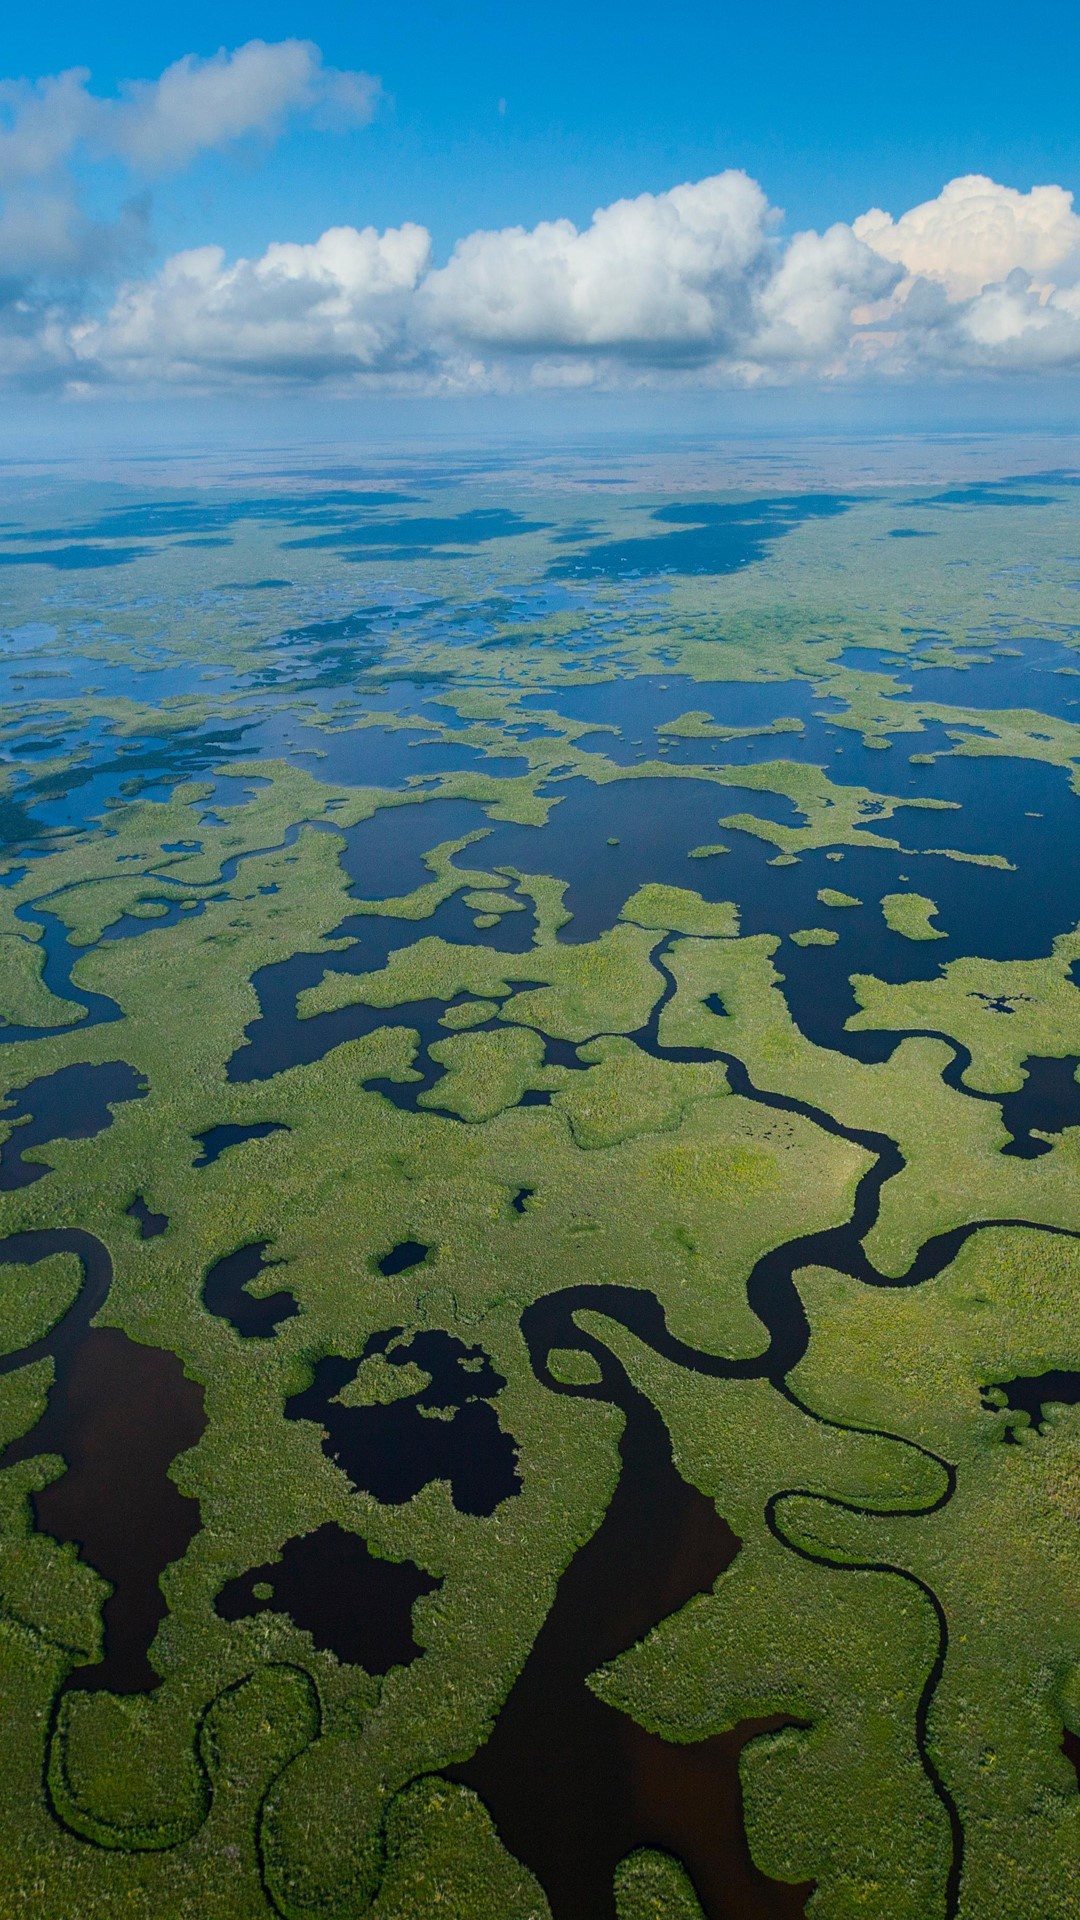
xmin=657 ymin=711 xmax=804 ymax=744
xmin=585 ymin=1312 xmax=951 ymax=1919
xmin=848 ymin=931 xmax=1080 ymax=1091
xmin=2 ymin=461 xmax=1080 ymax=1917
xmin=614 ymin=1848 xmax=706 ymax=1918
xmin=0 ymin=1255 xmax=83 ymax=1354
xmin=619 ymin=886 xmax=740 ymax=938
xmin=881 ymin=892 xmax=947 ymax=941
xmin=712 ymin=760 xmax=957 ymax=858
xmin=790 ymin=1228 xmax=1080 ymax=1919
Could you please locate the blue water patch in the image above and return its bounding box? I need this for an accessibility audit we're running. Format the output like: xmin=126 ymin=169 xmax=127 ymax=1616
xmin=899 ymin=636 xmax=1080 ymax=715
xmin=549 ymin=494 xmax=854 ymax=579
xmin=0 ymin=1062 xmax=146 ymax=1187
xmin=0 ymin=545 xmax=155 ymax=570
xmin=238 ymin=712 xmax=531 ymax=788
xmin=280 ymin=508 xmax=552 ymax=557
xmin=192 ymin=1122 xmax=289 ymax=1167
xmin=914 ymin=487 xmax=1060 ymax=508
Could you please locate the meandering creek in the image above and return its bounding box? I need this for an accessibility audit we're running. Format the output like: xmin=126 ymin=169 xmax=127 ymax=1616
xmin=4 ymin=984 xmax=1078 ymax=1909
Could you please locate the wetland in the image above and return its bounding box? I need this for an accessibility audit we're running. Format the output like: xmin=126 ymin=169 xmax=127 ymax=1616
xmin=1 ymin=437 xmax=1079 ymax=1919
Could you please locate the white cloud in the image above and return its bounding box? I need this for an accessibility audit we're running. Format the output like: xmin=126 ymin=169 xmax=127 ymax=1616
xmin=65 ymin=171 xmax=1080 ymax=393
xmin=846 ymin=177 xmax=1080 ymax=376
xmin=854 ymin=175 xmax=1080 ymax=301
xmin=5 ymin=126 xmax=1080 ymax=394
xmin=422 ymin=173 xmax=775 ymax=356
xmin=110 ymin=41 xmax=380 ymax=174
xmin=74 ymin=179 xmax=901 ymax=392
xmin=0 ymin=40 xmax=381 ymax=373
xmin=0 ymin=71 xmax=100 ymax=187
xmin=753 ymin=222 xmax=899 ymax=365
xmin=918 ymin=273 xmax=1080 ymax=373
xmin=76 ymin=223 xmax=431 ymax=385
xmin=0 ymin=40 xmax=379 ymax=186
xmin=2 ymin=38 xmax=1080 ymax=397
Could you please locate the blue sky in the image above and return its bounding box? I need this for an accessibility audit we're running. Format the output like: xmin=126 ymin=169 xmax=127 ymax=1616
xmin=3 ymin=1 xmax=1080 ymax=408
xmin=11 ymin=0 xmax=1080 ymax=260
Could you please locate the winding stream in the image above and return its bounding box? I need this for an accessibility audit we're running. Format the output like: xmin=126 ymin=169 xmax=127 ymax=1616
xmin=1 ymin=952 xmax=1077 ymax=1910
xmin=450 ymin=967 xmax=1080 ymax=1919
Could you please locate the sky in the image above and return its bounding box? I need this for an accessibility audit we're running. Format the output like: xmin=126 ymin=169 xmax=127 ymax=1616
xmin=3 ymin=0 xmax=1080 ymax=416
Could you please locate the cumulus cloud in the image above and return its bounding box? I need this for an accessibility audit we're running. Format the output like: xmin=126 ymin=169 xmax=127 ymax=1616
xmin=56 ymin=169 xmax=1080 ymax=392
xmin=5 ymin=110 xmax=1080 ymax=394
xmin=0 ymin=40 xmax=382 ymax=389
xmin=73 ymin=171 xmax=906 ymax=392
xmin=841 ymin=176 xmax=1080 ymax=376
xmin=422 ymin=173 xmax=776 ymax=357
xmin=752 ymin=222 xmax=899 ymax=365
xmin=854 ymin=175 xmax=1080 ymax=301
xmin=76 ymin=224 xmax=432 ymax=385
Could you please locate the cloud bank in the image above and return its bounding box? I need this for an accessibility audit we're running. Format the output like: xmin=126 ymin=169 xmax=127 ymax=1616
xmin=3 ymin=47 xmax=1080 ymax=397
xmin=79 ymin=171 xmax=1080 ymax=394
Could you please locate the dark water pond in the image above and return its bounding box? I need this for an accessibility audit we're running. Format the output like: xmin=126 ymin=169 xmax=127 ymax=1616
xmin=378 ymin=1239 xmax=429 ymax=1276
xmin=202 ymin=1241 xmax=299 ymax=1338
xmin=215 ymin=1521 xmax=439 ymax=1671
xmin=0 ymin=1230 xmax=205 ymax=1693
xmin=999 ymin=1057 xmax=1080 ymax=1155
xmin=286 ymin=1330 xmax=521 ymax=1517
xmin=990 ymin=1368 xmax=1080 ymax=1427
xmin=192 ymin=1121 xmax=289 ymax=1166
xmin=127 ymin=1194 xmax=168 ymax=1238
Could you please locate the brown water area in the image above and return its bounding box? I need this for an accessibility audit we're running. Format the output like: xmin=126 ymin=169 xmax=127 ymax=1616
xmin=0 ymin=1230 xmax=206 ymax=1693
xmin=450 ymin=1357 xmax=811 ymax=1919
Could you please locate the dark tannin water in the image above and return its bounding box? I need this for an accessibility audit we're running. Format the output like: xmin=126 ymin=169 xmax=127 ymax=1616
xmin=126 ymin=1194 xmax=168 ymax=1238
xmin=450 ymin=1333 xmax=811 ymax=1919
xmin=990 ymin=1368 xmax=1080 ymax=1425
xmin=0 ymin=1231 xmax=206 ymax=1693
xmin=215 ymin=1520 xmax=440 ymax=1671
xmin=202 ymin=1239 xmax=299 ymax=1337
xmin=285 ymin=1329 xmax=522 ymax=1515
xmin=193 ymin=1120 xmax=290 ymax=1164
